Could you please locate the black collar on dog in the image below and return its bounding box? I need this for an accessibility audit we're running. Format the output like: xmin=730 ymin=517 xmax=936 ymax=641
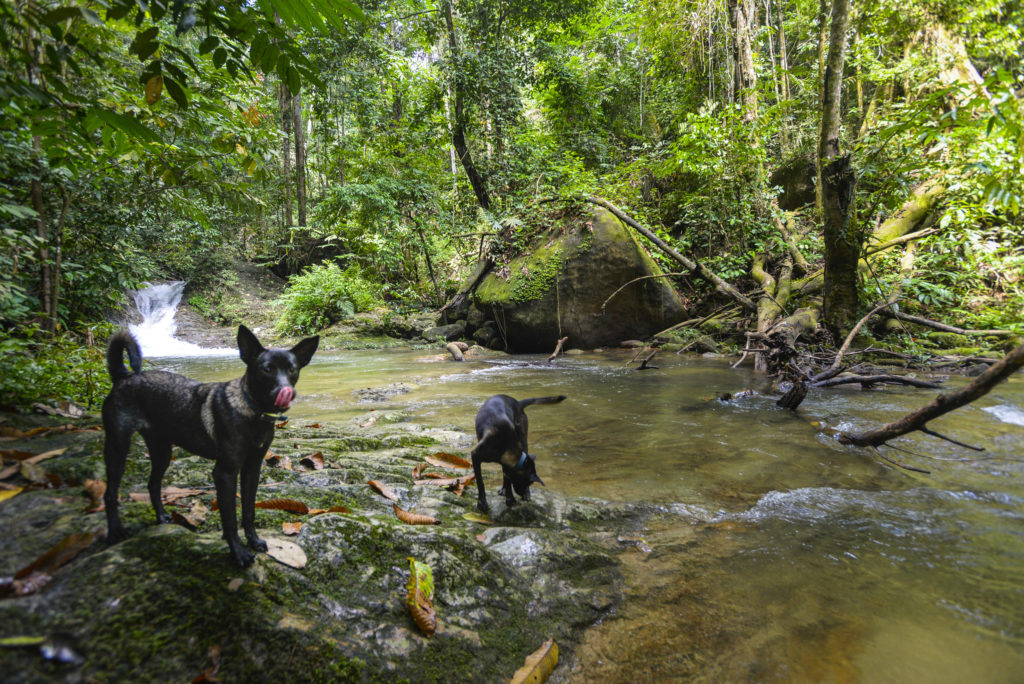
xmin=240 ymin=384 xmax=288 ymax=424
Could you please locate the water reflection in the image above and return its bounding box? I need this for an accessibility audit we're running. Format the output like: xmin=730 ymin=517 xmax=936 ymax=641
xmin=156 ymin=348 xmax=1024 ymax=681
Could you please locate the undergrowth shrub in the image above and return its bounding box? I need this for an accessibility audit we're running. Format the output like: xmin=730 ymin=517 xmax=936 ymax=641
xmin=275 ymin=261 xmax=381 ymax=335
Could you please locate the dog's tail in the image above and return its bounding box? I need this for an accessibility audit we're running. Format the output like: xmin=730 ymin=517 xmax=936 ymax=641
xmin=518 ymin=395 xmax=567 ymax=409
xmin=107 ymin=331 xmax=142 ymax=384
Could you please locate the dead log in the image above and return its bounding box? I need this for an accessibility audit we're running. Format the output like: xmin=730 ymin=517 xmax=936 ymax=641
xmin=637 ymin=349 xmax=659 ymax=370
xmin=838 ymin=342 xmax=1024 ymax=447
xmin=446 ymin=342 xmax=465 ymax=361
xmin=882 ymin=309 xmax=1015 ymax=337
xmin=812 ymin=374 xmax=942 ymax=389
xmin=547 ymin=336 xmax=568 ymax=363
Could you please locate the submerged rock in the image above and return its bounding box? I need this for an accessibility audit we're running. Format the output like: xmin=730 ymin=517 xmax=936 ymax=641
xmin=0 ymin=414 xmax=632 ymax=683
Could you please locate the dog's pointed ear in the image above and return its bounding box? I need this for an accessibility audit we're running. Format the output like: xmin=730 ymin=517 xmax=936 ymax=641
xmin=237 ymin=325 xmax=265 ymax=365
xmin=290 ymin=335 xmax=320 ymax=368
xmin=530 ymin=473 xmax=545 ymax=486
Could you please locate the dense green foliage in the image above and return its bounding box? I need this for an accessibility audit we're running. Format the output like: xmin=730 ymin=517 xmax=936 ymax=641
xmin=1 ymin=0 xmax=1021 ymax=406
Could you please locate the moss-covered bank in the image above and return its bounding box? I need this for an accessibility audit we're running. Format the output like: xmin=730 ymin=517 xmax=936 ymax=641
xmin=0 ymin=411 xmax=636 ymax=683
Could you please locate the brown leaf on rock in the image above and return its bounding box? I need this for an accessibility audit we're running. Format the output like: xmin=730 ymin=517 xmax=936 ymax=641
xmin=299 ymin=452 xmax=325 ymax=470
xmin=424 ymin=452 xmax=472 ymax=470
xmin=265 ymin=538 xmax=307 ymax=569
xmin=327 ymin=505 xmax=351 ymax=514
xmin=0 ymin=449 xmax=35 ymax=461
xmin=191 ymin=645 xmax=222 ymax=684
xmin=411 ymin=463 xmax=427 ymax=479
xmin=83 ymin=479 xmax=105 ymax=512
xmin=367 ymin=480 xmax=399 ymax=501
xmin=394 ymin=505 xmax=441 ymax=525
xmin=129 ymin=487 xmax=204 ymax=505
xmin=170 ymin=511 xmax=199 ymax=532
xmin=446 ymin=475 xmax=476 ymax=496
xmin=304 ymin=423 xmax=323 ymax=429
xmin=413 ymin=477 xmax=460 ymax=487
xmin=255 ymin=498 xmax=309 ymax=514
xmin=275 ymin=419 xmax=289 ymax=429
xmin=282 ymin=521 xmax=302 ymax=535
xmin=307 ymin=508 xmax=327 ymax=516
xmin=510 ymin=638 xmax=559 ymax=684
xmin=14 ymin=532 xmax=95 ymax=580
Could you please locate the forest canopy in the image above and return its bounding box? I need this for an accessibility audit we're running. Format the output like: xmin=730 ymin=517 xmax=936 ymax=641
xmin=1 ymin=0 xmax=1022 ymax=400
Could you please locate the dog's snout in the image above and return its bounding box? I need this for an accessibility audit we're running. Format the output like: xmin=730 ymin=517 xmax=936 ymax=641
xmin=274 ymin=386 xmax=295 ymax=409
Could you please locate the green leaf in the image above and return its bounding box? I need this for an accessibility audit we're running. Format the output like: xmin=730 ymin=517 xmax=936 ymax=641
xmin=0 ymin=636 xmax=46 ymax=648
xmin=129 ymin=26 xmax=159 ymax=57
xmin=163 ymin=76 xmax=189 ymax=109
xmin=199 ymin=35 xmax=220 ymax=55
xmin=88 ymin=107 xmax=161 ymax=143
xmin=260 ymin=44 xmax=280 ymax=74
xmin=286 ymin=65 xmax=301 ymax=94
xmin=213 ymin=47 xmax=227 ymax=68
xmin=42 ymin=7 xmax=102 ymax=26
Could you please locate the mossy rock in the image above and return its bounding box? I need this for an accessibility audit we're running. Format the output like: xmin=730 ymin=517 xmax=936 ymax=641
xmin=471 ymin=207 xmax=686 ymax=351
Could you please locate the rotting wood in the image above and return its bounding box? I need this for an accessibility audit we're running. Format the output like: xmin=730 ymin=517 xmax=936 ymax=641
xmin=838 ymin=342 xmax=1024 ymax=447
xmin=547 ymin=337 xmax=568 ymax=363
xmin=882 ymin=308 xmax=1014 ymax=337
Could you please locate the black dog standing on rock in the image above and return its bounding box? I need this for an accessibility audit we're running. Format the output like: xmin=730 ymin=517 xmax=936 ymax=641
xmin=102 ymin=325 xmax=319 ymax=566
xmin=470 ymin=394 xmax=566 ymax=513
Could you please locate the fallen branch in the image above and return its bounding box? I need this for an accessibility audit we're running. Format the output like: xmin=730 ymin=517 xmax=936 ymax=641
xmin=636 ymin=349 xmax=659 ymax=370
xmin=547 ymin=337 xmax=568 ymax=363
xmin=883 ymin=308 xmax=1015 ymax=337
xmin=587 ymin=196 xmax=757 ymax=312
xmin=812 ymin=300 xmax=896 ymax=383
xmin=838 ymin=342 xmax=1024 ymax=447
xmin=811 ymin=374 xmax=942 ymax=389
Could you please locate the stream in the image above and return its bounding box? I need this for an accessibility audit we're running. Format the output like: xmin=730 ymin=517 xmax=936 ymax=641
xmin=153 ymin=348 xmax=1024 ymax=682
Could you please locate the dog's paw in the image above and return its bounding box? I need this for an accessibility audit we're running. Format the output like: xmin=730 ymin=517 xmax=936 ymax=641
xmin=155 ymin=513 xmax=173 ymax=524
xmin=476 ymin=501 xmax=490 ymax=513
xmin=230 ymin=546 xmax=256 ymax=567
xmin=504 ymin=498 xmax=517 ymax=508
xmin=249 ymin=537 xmax=268 ymax=552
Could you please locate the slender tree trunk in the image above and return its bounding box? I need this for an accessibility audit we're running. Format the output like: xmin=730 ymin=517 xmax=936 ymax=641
xmin=814 ymin=0 xmax=831 ymax=214
xmin=442 ymin=0 xmax=491 ymax=212
xmin=819 ymin=0 xmax=856 ymax=337
xmin=291 ymin=91 xmax=307 ymax=226
xmin=728 ymin=0 xmax=757 ymax=123
xmin=279 ymin=84 xmax=294 ymax=228
xmin=29 ymin=135 xmax=53 ymax=332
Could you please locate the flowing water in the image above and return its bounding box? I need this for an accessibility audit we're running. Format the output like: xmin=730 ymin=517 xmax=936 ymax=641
xmin=130 ymin=284 xmax=1024 ymax=682
xmin=128 ymin=282 xmax=234 ymax=358
xmin=153 ymin=349 xmax=1024 ymax=683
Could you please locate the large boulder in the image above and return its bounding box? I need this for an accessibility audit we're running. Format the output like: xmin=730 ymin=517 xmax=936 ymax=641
xmin=471 ymin=207 xmax=686 ymax=351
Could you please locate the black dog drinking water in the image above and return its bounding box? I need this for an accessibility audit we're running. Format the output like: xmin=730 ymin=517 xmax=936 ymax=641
xmin=470 ymin=394 xmax=566 ymax=513
xmin=101 ymin=325 xmax=318 ymax=566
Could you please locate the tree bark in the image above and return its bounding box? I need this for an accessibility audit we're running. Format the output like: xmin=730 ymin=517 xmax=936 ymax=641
xmin=839 ymin=343 xmax=1024 ymax=447
xmin=442 ymin=0 xmax=491 ymax=212
xmin=819 ymin=0 xmax=855 ymax=338
xmin=279 ymin=84 xmax=294 ymax=228
xmin=291 ymin=91 xmax=307 ymax=226
xmin=727 ymin=0 xmax=757 ymax=123
xmin=30 ymin=135 xmax=54 ymax=332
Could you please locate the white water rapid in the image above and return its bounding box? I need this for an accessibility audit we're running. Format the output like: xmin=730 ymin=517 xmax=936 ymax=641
xmin=128 ymin=281 xmax=234 ymax=358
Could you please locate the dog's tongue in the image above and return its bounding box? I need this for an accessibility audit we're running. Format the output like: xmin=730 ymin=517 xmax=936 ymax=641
xmin=274 ymin=386 xmax=295 ymax=410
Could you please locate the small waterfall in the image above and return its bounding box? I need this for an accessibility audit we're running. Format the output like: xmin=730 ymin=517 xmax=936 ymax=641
xmin=128 ymin=281 xmax=234 ymax=358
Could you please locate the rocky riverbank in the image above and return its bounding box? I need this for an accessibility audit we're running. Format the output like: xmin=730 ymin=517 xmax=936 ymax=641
xmin=0 ymin=405 xmax=645 ymax=683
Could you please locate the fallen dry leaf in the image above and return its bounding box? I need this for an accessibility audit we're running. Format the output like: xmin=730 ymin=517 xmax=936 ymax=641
xmin=304 ymin=423 xmax=322 ymax=429
xmin=446 ymin=475 xmax=475 ymax=497
xmin=327 ymin=505 xmax=350 ymax=514
xmin=411 ymin=463 xmax=427 ymax=479
xmin=191 ymin=644 xmax=222 ymax=684
xmin=510 ymin=638 xmax=559 ymax=684
xmin=299 ymin=452 xmax=325 ymax=470
xmin=282 ymin=521 xmax=302 ymax=535
xmin=413 ymin=477 xmax=461 ymax=487
xmin=129 ymin=486 xmax=205 ymax=505
xmin=394 ymin=505 xmax=440 ymax=525
xmin=82 ymin=479 xmax=105 ymax=512
xmin=265 ymin=538 xmax=307 ymax=569
xmin=475 ymin=533 xmax=487 ymax=543
xmin=406 ymin=557 xmax=437 ymax=637
xmin=275 ymin=419 xmax=289 ymax=428
xmin=170 ymin=512 xmax=199 ymax=532
xmin=424 ymin=452 xmax=472 ymax=470
xmin=15 ymin=532 xmax=96 ymax=580
xmin=255 ymin=498 xmax=309 ymax=514
xmin=367 ymin=480 xmax=399 ymax=501
xmin=0 ymin=449 xmax=35 ymax=461
xmin=462 ymin=512 xmax=493 ymax=525
xmin=307 ymin=508 xmax=328 ymax=515
xmin=0 ymin=486 xmax=23 ymax=503
xmin=226 ymin=578 xmax=244 ymax=592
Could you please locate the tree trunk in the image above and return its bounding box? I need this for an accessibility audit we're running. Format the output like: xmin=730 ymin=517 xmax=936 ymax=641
xmin=279 ymin=84 xmax=294 ymax=228
xmin=442 ymin=0 xmax=491 ymax=212
xmin=819 ymin=0 xmax=855 ymax=337
xmin=292 ymin=91 xmax=307 ymax=226
xmin=728 ymin=0 xmax=758 ymax=124
xmin=30 ymin=135 xmax=53 ymax=332
xmin=814 ymin=0 xmax=831 ymax=214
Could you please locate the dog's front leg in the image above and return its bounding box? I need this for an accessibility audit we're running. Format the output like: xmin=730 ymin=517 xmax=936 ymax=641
xmin=213 ymin=462 xmax=253 ymax=567
xmin=240 ymin=457 xmax=267 ymax=553
xmin=500 ymin=472 xmax=517 ymax=507
xmin=472 ymin=454 xmax=489 ymax=513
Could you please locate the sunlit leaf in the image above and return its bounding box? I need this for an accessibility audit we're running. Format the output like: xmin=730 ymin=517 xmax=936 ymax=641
xmin=424 ymin=452 xmax=472 ymax=470
xmin=405 ymin=557 xmax=437 ymax=637
xmin=510 ymin=638 xmax=559 ymax=684
xmin=462 ymin=512 xmax=493 ymax=525
xmin=367 ymin=480 xmax=399 ymax=501
xmin=265 ymin=538 xmax=306 ymax=568
xmin=255 ymin=498 xmax=309 ymax=514
xmin=0 ymin=487 xmax=23 ymax=503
